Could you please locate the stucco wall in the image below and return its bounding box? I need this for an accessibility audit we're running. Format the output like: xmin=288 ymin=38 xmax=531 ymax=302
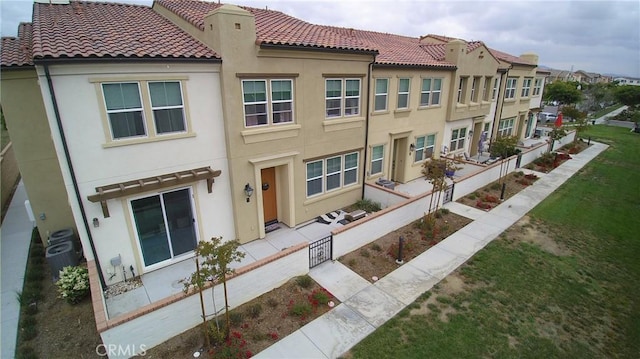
xmin=36 ymin=62 xmax=235 ymax=281
xmin=1 ymin=142 xmax=20 ymax=219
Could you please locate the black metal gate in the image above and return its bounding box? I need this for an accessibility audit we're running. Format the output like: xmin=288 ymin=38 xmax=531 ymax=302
xmin=309 ymin=235 xmax=332 ymax=268
xmin=443 ymin=183 xmax=455 ymax=204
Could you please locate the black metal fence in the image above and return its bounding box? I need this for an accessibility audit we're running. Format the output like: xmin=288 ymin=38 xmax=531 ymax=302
xmin=309 ymin=235 xmax=332 ymax=268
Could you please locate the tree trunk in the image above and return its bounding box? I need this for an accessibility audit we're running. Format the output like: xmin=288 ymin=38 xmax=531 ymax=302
xmin=195 ymin=257 xmax=210 ymax=348
xmin=223 ymin=275 xmax=230 ymax=339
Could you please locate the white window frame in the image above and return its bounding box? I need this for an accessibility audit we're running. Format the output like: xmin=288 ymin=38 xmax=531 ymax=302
xmin=414 ymin=134 xmax=436 ymax=163
xmin=492 ymin=77 xmax=499 ymax=100
xmin=498 ymin=118 xmax=515 ymax=137
xmin=370 ymin=145 xmax=384 ymax=175
xmin=242 ymin=79 xmax=294 ymax=127
xmin=306 ymin=152 xmax=359 ymax=198
xmin=374 ymin=78 xmax=389 ymax=112
xmin=148 ymin=81 xmax=187 ymax=135
xmin=505 ymin=77 xmax=518 ymax=99
xmin=521 ymin=78 xmax=532 ymax=98
xmin=420 ymin=78 xmax=442 ymax=107
xmin=102 ymin=82 xmax=147 ymax=140
xmin=397 ymin=78 xmax=410 ymax=109
xmin=471 ymin=76 xmax=481 ymax=102
xmin=450 ymin=127 xmax=467 ymax=152
xmin=482 ymin=76 xmax=492 ymax=101
xmin=325 ymin=78 xmax=361 ymax=118
xmin=533 ymin=78 xmax=543 ymax=96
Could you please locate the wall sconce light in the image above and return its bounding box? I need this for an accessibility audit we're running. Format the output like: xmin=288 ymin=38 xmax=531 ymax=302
xmin=92 ymin=217 xmax=99 ymax=228
xmin=409 ymin=143 xmax=415 ymax=153
xmin=469 ymin=130 xmax=474 ymax=137
xmin=244 ymin=183 xmax=254 ymax=202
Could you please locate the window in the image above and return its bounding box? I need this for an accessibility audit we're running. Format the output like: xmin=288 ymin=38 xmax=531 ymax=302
xmin=420 ymin=78 xmax=442 ymax=106
xmin=325 ymin=78 xmax=360 ymax=118
xmin=414 ymin=134 xmax=436 ymax=162
xmin=149 ymin=81 xmax=186 ymax=134
xmin=397 ymin=78 xmax=410 ymax=109
xmin=505 ymin=77 xmax=517 ymax=99
xmin=483 ymin=76 xmax=492 ymax=101
xmin=492 ymin=77 xmax=499 ymax=100
xmin=242 ymin=79 xmax=294 ymax=127
xmin=374 ymin=78 xmax=388 ymax=111
xmin=131 ymin=188 xmax=197 ymax=267
xmin=102 ymin=82 xmax=146 ymax=139
xmin=306 ymin=152 xmax=359 ymax=197
xmin=457 ymin=77 xmax=468 ymax=103
xmin=471 ymin=77 xmax=481 ymax=102
xmin=450 ymin=128 xmax=467 ymax=151
xmin=271 ymin=80 xmax=293 ymax=123
xmin=483 ymin=122 xmax=491 ymax=133
xmin=498 ymin=118 xmax=515 ymax=137
xmin=533 ymin=78 xmax=543 ymax=96
xmin=371 ymin=145 xmax=384 ymax=175
xmin=521 ymin=78 xmax=532 ymax=97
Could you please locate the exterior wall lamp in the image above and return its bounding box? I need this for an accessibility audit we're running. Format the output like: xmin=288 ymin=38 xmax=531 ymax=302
xmin=244 ymin=183 xmax=254 ymax=202
xmin=409 ymin=143 xmax=415 ymax=153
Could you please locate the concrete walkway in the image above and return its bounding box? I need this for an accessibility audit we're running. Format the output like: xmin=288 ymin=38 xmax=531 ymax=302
xmin=255 ymin=141 xmax=608 ymax=359
xmin=1 ymin=181 xmax=35 ymax=359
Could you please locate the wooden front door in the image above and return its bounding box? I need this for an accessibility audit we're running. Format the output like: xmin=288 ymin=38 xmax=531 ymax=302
xmin=261 ymin=167 xmax=278 ymax=224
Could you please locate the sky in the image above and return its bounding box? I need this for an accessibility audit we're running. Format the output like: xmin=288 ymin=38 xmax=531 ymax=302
xmin=1 ymin=0 xmax=639 ymax=77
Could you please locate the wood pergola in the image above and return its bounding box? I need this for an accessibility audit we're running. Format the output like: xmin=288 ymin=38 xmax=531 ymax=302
xmin=87 ymin=166 xmax=221 ymax=218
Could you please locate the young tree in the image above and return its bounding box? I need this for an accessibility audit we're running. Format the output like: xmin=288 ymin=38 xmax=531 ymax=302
xmin=183 ymin=237 xmax=245 ymax=345
xmin=421 ymin=157 xmax=454 ymax=218
xmin=613 ymin=85 xmax=640 ymax=108
xmin=543 ymin=81 xmax=583 ymax=106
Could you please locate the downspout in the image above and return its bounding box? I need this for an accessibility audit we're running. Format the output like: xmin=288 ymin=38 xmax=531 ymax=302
xmin=361 ymin=55 xmax=377 ymax=198
xmin=43 ymin=64 xmax=107 ymax=290
xmin=490 ymin=65 xmax=511 ymax=145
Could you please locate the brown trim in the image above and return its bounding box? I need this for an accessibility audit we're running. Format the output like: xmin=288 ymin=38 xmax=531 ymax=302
xmin=322 ymin=73 xmax=366 ymax=78
xmin=236 ymin=73 xmax=300 ymax=78
xmin=303 ymin=147 xmax=364 ymax=163
xmin=87 ymin=166 xmax=221 ymax=217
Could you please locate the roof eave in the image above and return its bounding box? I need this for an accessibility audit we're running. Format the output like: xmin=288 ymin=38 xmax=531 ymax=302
xmin=32 ymin=55 xmax=222 ymax=65
xmin=260 ymin=42 xmax=378 ymax=56
xmin=373 ymin=63 xmax=456 ymax=71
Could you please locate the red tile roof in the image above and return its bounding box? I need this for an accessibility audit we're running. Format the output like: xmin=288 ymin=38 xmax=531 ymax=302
xmin=421 ymin=33 xmax=532 ymax=66
xmin=489 ymin=48 xmax=536 ymax=66
xmin=30 ymin=1 xmax=219 ymax=61
xmin=1 ymin=22 xmax=34 ymax=67
xmin=156 ymin=0 xmax=377 ymax=54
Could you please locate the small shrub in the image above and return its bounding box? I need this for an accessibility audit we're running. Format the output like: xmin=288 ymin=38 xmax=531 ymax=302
xmin=468 ymin=193 xmax=477 ymax=200
xmin=360 ymin=249 xmax=371 ymax=258
xmin=56 ymin=266 xmax=89 ymax=304
xmin=267 ymin=298 xmax=279 ymax=308
xmin=295 ymin=275 xmax=313 ymax=289
xmin=229 ymin=311 xmax=245 ymax=326
xmin=483 ymin=194 xmax=499 ymax=203
xmin=513 ymin=171 xmax=524 ymax=177
xmin=309 ymin=288 xmax=331 ymax=306
xmin=212 ymin=331 xmax=251 ymax=359
xmin=353 ymin=198 xmax=382 ymax=213
xmin=476 ymin=201 xmax=492 ymax=210
xmin=439 ymin=208 xmax=450 ymax=215
xmin=347 ymin=258 xmax=357 ymax=267
xmin=246 ymin=303 xmax=263 ymax=319
xmin=288 ymin=300 xmax=313 ymax=318
xmin=524 ymin=173 xmax=538 ymax=180
xmin=371 ymin=243 xmax=382 ymax=252
xmin=490 ymin=182 xmax=501 ymax=191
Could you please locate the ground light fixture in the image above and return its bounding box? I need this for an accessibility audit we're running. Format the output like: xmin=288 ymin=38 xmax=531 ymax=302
xmin=244 ymin=183 xmax=254 ymax=202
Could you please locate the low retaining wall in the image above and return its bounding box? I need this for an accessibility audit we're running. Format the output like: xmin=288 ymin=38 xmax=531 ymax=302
xmin=92 ymin=243 xmax=309 ymax=358
xmin=364 ymin=183 xmax=411 ymax=209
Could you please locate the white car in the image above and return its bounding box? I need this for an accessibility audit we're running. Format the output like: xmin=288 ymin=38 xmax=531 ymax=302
xmin=538 ymin=112 xmax=557 ymax=123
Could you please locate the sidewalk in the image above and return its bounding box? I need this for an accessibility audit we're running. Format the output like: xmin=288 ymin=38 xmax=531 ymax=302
xmin=1 ymin=181 xmax=35 ymax=359
xmin=255 ymin=141 xmax=608 ymax=359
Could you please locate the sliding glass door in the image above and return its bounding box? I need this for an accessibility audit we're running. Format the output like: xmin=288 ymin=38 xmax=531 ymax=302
xmin=131 ymin=188 xmax=197 ymax=268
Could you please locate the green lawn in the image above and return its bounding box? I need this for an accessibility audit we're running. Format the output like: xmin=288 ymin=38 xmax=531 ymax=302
xmin=348 ymin=126 xmax=640 ymax=359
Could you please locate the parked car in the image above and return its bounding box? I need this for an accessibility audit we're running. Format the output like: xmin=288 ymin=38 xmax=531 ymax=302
xmin=538 ymin=112 xmax=557 ymax=123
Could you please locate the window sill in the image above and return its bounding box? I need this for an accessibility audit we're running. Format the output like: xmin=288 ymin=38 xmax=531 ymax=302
xmin=455 ymin=103 xmax=468 ymax=109
xmin=102 ymin=132 xmax=196 ymax=148
xmin=371 ymin=110 xmax=390 ymax=116
xmin=504 ymin=99 xmax=517 ymax=103
xmin=394 ymin=108 xmax=411 ymax=114
xmin=303 ymin=184 xmax=360 ymax=206
xmin=417 ymin=105 xmax=441 ymax=111
xmin=241 ymin=124 xmax=301 ymax=144
xmin=322 ymin=116 xmax=365 ymax=132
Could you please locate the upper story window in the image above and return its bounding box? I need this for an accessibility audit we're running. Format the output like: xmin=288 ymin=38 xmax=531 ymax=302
xmin=420 ymin=78 xmax=442 ymax=107
xmin=533 ymin=78 xmax=543 ymax=96
xmin=397 ymin=78 xmax=410 ymax=109
xmin=471 ymin=77 xmax=481 ymax=102
xmin=521 ymin=78 xmax=532 ymax=97
xmin=483 ymin=76 xmax=492 ymax=102
xmin=505 ymin=77 xmax=518 ymax=99
xmin=325 ymin=78 xmax=360 ymax=118
xmin=306 ymin=152 xmax=359 ymax=197
xmin=149 ymin=82 xmax=186 ymax=134
xmin=457 ymin=77 xmax=468 ymax=103
xmin=450 ymin=127 xmax=466 ymax=151
xmin=492 ymin=78 xmax=499 ymax=100
xmin=414 ymin=134 xmax=436 ymax=163
xmin=498 ymin=118 xmax=515 ymax=137
xmin=374 ymin=78 xmax=389 ymax=112
xmin=103 ymin=82 xmax=146 ymax=139
xmin=242 ymin=79 xmax=294 ymax=127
